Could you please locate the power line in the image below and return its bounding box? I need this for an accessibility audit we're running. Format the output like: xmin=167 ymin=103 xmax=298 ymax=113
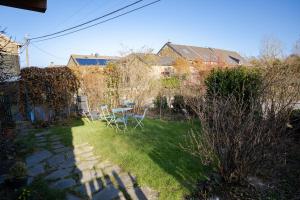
xmin=31 ymin=43 xmax=65 ymax=60
xmin=32 ymin=0 xmax=161 ymax=43
xmin=51 ymin=0 xmax=95 ymax=30
xmin=19 ymin=39 xmax=30 ymax=54
xmin=29 ymin=0 xmax=143 ymax=41
xmin=77 ymin=0 xmax=121 ymax=24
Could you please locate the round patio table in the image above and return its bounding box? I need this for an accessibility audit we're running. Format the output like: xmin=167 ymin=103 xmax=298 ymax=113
xmin=113 ymin=107 xmax=133 ymax=113
xmin=112 ymin=107 xmax=133 ymax=127
xmin=113 ymin=107 xmax=133 ymax=118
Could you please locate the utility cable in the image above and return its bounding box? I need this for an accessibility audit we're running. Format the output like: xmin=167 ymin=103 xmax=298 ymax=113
xmin=29 ymin=0 xmax=143 ymax=40
xmin=32 ymin=0 xmax=161 ymax=43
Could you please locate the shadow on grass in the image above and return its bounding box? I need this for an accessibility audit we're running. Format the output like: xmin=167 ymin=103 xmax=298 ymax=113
xmin=25 ymin=117 xmax=209 ymax=199
xmin=123 ymin=119 xmax=209 ymax=195
xmin=45 ymin=118 xmax=148 ymax=200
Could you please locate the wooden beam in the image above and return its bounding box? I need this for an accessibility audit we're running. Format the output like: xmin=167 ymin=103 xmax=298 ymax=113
xmin=0 ymin=0 xmax=47 ymax=13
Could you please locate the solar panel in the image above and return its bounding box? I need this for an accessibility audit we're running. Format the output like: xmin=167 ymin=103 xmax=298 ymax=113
xmin=76 ymin=58 xmax=111 ymax=66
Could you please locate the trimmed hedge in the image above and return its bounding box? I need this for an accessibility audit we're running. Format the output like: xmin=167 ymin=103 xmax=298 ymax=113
xmin=205 ymin=67 xmax=262 ymax=104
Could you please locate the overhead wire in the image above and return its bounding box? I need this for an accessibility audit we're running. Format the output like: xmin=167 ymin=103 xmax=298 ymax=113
xmin=51 ymin=0 xmax=95 ymax=30
xmin=77 ymin=0 xmax=122 ymax=24
xmin=29 ymin=0 xmax=143 ymax=41
xmin=30 ymin=43 xmax=65 ymax=60
xmin=32 ymin=0 xmax=161 ymax=43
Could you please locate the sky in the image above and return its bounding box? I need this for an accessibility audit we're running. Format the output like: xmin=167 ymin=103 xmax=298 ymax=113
xmin=1 ymin=0 xmax=300 ymax=67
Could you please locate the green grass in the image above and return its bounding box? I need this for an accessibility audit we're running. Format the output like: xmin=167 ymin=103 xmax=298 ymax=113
xmin=49 ymin=118 xmax=207 ymax=200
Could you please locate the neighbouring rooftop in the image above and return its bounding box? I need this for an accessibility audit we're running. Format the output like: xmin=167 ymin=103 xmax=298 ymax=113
xmin=159 ymin=42 xmax=246 ymax=65
xmin=68 ymin=54 xmax=121 ymax=67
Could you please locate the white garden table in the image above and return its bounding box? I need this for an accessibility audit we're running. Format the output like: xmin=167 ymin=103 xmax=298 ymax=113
xmin=111 ymin=107 xmax=133 ymax=130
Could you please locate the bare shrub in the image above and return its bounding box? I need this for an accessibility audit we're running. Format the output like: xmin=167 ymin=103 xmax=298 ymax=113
xmin=182 ymin=63 xmax=300 ymax=183
xmin=104 ymin=51 xmax=162 ymax=110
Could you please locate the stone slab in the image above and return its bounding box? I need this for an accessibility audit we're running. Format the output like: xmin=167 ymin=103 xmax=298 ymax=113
xmin=52 ymin=144 xmax=66 ymax=149
xmin=49 ymin=135 xmax=60 ymax=140
xmin=27 ymin=177 xmax=34 ymax=185
xmin=74 ymin=146 xmax=94 ymax=156
xmin=26 ymin=150 xmax=53 ymax=167
xmin=127 ymin=187 xmax=159 ymax=200
xmin=28 ymin=164 xmax=45 ymax=177
xmin=50 ymin=178 xmax=76 ymax=190
xmin=76 ymin=152 xmax=95 ymax=161
xmin=103 ymin=165 xmax=122 ymax=177
xmin=51 ymin=141 xmax=62 ymax=146
xmin=47 ymin=154 xmax=66 ymax=168
xmin=35 ymin=131 xmax=49 ymax=137
xmin=77 ymin=156 xmax=100 ymax=163
xmin=36 ymin=142 xmax=47 ymax=147
xmin=92 ymin=185 xmax=122 ymax=200
xmin=45 ymin=167 xmax=73 ymax=180
xmin=79 ymin=169 xmax=103 ymax=183
xmin=76 ymin=161 xmax=97 ymax=171
xmin=49 ymin=138 xmax=61 ymax=142
xmin=114 ymin=172 xmax=136 ymax=189
xmin=74 ymin=180 xmax=103 ymax=198
xmin=0 ymin=174 xmax=8 ymax=185
xmin=53 ymin=147 xmax=72 ymax=154
xmin=58 ymin=159 xmax=76 ymax=169
xmin=73 ymin=143 xmax=89 ymax=148
xmin=66 ymin=193 xmax=82 ymax=200
xmin=95 ymin=161 xmax=113 ymax=170
xmin=36 ymin=138 xmax=47 ymax=142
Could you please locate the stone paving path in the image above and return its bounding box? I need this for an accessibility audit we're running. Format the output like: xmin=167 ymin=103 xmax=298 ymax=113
xmin=25 ymin=131 xmax=159 ymax=200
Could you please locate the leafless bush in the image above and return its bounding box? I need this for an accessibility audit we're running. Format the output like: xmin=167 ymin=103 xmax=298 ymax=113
xmin=182 ymin=62 xmax=300 ymax=183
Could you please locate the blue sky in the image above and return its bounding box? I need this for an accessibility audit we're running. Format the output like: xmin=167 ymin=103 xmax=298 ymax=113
xmin=1 ymin=0 xmax=300 ymax=67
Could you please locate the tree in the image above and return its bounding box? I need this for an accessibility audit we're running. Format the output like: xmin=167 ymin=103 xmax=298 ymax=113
xmin=173 ymin=57 xmax=190 ymax=76
xmin=259 ymin=36 xmax=284 ymax=62
xmin=292 ymin=37 xmax=300 ymax=56
xmin=114 ymin=50 xmax=161 ymax=110
xmin=70 ymin=66 xmax=106 ymax=110
xmin=103 ymin=63 xmax=121 ymax=108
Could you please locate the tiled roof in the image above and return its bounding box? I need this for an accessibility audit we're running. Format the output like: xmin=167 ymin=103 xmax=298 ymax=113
xmin=125 ymin=53 xmax=175 ymax=66
xmin=161 ymin=42 xmax=246 ymax=65
xmin=0 ymin=33 xmax=21 ymax=46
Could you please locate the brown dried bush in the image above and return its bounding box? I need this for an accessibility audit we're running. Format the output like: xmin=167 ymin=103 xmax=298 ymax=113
xmin=183 ymin=62 xmax=300 ymax=183
xmin=19 ymin=67 xmax=80 ymax=119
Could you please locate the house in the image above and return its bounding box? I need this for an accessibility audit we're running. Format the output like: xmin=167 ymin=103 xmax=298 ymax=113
xmin=158 ymin=42 xmax=246 ymax=66
xmin=0 ymin=33 xmax=21 ymax=82
xmin=0 ymin=33 xmax=21 ymax=123
xmin=124 ymin=53 xmax=175 ymax=79
xmin=67 ymin=54 xmax=121 ymax=68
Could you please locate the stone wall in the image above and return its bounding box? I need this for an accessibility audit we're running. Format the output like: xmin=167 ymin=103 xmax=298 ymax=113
xmin=0 ymin=34 xmax=20 ymax=81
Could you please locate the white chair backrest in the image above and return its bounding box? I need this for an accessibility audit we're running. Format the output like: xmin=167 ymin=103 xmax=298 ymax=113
xmin=100 ymin=105 xmax=110 ymax=116
xmin=142 ymin=108 xmax=148 ymax=119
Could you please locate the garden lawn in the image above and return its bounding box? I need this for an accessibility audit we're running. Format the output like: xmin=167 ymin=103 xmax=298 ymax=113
xmin=49 ymin=118 xmax=206 ymax=200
